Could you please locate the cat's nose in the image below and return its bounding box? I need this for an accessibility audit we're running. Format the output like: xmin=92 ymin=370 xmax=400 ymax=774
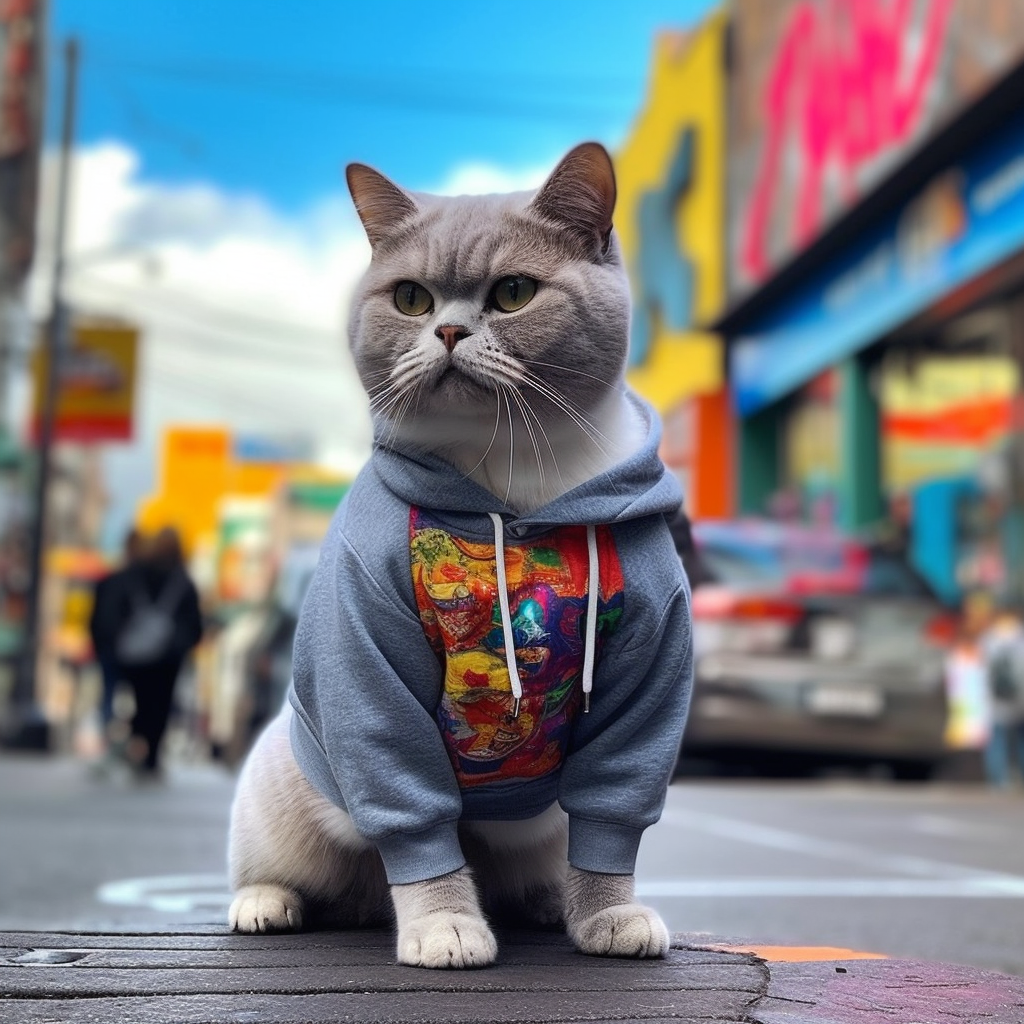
xmin=434 ymin=324 xmax=472 ymax=352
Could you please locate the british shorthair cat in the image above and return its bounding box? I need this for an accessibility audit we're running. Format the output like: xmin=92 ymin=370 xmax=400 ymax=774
xmin=228 ymin=142 xmax=692 ymax=968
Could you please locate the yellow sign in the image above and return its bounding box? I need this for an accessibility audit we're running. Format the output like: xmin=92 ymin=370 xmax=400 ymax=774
xmin=137 ymin=426 xmax=311 ymax=557
xmin=881 ymin=356 xmax=1018 ymax=489
xmin=616 ymin=13 xmax=727 ymax=411
xmin=138 ymin=427 xmax=233 ymax=556
xmin=31 ymin=320 xmax=138 ymax=441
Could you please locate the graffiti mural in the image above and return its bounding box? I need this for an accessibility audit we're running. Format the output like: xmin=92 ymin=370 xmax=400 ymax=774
xmin=630 ymin=127 xmax=695 ymax=366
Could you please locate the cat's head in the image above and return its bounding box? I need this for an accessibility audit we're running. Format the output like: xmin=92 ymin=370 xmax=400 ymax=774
xmin=345 ymin=143 xmax=630 ymax=447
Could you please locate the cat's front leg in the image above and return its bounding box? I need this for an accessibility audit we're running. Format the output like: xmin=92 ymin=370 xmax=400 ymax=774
xmin=565 ymin=866 xmax=669 ymax=958
xmin=391 ymin=866 xmax=497 ymax=969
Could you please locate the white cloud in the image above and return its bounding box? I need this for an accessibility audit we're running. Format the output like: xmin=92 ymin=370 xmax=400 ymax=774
xmin=23 ymin=142 xmax=552 ymax=546
xmin=433 ymin=161 xmax=549 ymax=197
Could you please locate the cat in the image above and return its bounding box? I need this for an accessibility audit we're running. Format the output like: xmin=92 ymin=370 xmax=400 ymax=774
xmin=228 ymin=142 xmax=693 ymax=969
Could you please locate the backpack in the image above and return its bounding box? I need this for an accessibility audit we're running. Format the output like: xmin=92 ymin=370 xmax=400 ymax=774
xmin=990 ymin=650 xmax=1022 ymax=703
xmin=116 ymin=571 xmax=188 ymax=666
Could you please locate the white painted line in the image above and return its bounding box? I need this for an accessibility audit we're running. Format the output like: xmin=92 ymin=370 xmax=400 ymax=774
xmin=636 ymin=877 xmax=1024 ymax=898
xmin=97 ymin=874 xmax=231 ymax=913
xmin=676 ymin=809 xmax=1021 ymax=883
xmin=907 ymin=814 xmax=1001 ymax=840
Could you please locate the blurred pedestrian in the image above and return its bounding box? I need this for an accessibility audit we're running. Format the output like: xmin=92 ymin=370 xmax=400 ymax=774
xmin=88 ymin=528 xmax=144 ymax=741
xmin=667 ymin=508 xmax=712 ymax=588
xmin=980 ymin=606 xmax=1024 ymax=789
xmin=114 ymin=527 xmax=203 ymax=778
xmin=942 ymin=593 xmax=994 ymax=775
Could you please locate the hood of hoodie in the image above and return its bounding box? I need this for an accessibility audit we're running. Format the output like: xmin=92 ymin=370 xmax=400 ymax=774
xmin=369 ymin=390 xmax=682 ymax=531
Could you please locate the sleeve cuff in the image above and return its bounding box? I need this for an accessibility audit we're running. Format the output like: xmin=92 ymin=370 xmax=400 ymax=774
xmin=567 ymin=817 xmax=644 ymax=875
xmin=375 ymin=821 xmax=466 ymax=885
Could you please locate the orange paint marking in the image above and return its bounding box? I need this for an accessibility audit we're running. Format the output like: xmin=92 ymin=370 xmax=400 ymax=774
xmin=706 ymin=944 xmax=888 ymax=962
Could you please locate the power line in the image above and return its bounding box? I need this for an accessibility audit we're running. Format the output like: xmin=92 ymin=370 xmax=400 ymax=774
xmin=81 ymin=48 xmax=637 ymax=124
xmin=69 ymin=273 xmax=344 ymax=353
xmin=147 ymin=358 xmax=339 ymax=422
xmin=149 ymin=363 xmax=372 ymax=443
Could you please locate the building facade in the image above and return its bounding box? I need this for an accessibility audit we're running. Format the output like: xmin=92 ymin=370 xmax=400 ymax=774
xmin=715 ymin=0 xmax=1024 ymax=605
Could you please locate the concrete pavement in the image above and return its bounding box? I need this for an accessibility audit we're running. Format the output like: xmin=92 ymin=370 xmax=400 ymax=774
xmin=2 ymin=925 xmax=1023 ymax=1023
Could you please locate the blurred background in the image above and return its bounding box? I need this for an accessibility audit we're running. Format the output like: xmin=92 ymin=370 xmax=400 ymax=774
xmin=2 ymin=0 xmax=1024 ymax=975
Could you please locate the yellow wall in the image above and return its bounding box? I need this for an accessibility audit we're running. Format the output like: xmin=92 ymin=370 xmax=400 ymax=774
xmin=617 ymin=12 xmax=727 ymax=411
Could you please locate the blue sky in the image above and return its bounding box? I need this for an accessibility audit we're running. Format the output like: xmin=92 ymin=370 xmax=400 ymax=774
xmin=51 ymin=0 xmax=717 ymax=210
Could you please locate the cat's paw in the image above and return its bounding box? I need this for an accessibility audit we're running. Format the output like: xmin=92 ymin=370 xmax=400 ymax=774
xmin=569 ymin=903 xmax=670 ymax=958
xmin=396 ymin=912 xmax=497 ymax=969
xmin=229 ymin=884 xmax=304 ymax=934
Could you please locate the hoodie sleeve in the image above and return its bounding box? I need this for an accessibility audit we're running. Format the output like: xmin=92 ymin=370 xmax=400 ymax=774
xmin=557 ymin=518 xmax=692 ymax=875
xmin=288 ymin=505 xmax=465 ymax=886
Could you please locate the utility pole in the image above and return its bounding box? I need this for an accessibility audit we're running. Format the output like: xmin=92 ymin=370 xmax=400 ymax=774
xmin=3 ymin=39 xmax=77 ymax=749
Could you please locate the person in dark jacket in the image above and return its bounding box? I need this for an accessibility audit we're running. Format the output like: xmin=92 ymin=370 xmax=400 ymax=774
xmin=111 ymin=528 xmax=203 ymax=777
xmin=89 ymin=528 xmax=144 ymax=738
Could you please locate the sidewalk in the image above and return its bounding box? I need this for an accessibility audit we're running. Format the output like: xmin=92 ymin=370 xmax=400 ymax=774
xmin=2 ymin=925 xmax=1022 ymax=1023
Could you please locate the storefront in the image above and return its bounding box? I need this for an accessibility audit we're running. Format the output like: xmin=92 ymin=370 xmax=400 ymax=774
xmin=716 ymin=0 xmax=1024 ymax=604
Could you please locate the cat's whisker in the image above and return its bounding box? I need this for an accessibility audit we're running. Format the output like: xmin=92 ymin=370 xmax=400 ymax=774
xmin=386 ymin=387 xmax=418 ymax=452
xmin=484 ymin=353 xmax=528 ymax=384
xmin=375 ymin=375 xmax=420 ymax=452
xmin=368 ymin=379 xmax=411 ymax=410
xmin=519 ymin=371 xmax=611 ymax=458
xmin=524 ymin=373 xmax=614 ymax=444
xmin=504 ymin=382 xmax=545 ymax=491
xmin=520 ymin=358 xmax=617 ymax=388
xmin=502 ymin=382 xmax=515 ymax=507
xmin=466 ymin=355 xmax=524 ymax=390
xmin=519 ymin=394 xmax=566 ymax=494
xmin=369 ymin=374 xmax=417 ymax=416
xmin=461 ymin=384 xmax=505 ymax=481
xmin=525 ymin=373 xmax=615 ymax=450
xmin=362 ymin=366 xmax=398 ymax=382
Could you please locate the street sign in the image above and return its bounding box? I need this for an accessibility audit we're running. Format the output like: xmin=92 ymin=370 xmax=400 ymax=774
xmin=30 ymin=320 xmax=138 ymax=442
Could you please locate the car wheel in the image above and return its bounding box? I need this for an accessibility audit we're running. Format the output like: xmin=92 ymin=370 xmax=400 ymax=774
xmin=889 ymin=758 xmax=937 ymax=782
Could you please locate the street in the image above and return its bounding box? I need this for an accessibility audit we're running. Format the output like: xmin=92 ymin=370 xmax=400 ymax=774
xmin=1 ymin=753 xmax=1022 ymax=977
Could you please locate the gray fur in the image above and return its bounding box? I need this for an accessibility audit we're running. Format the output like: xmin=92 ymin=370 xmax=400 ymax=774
xmin=228 ymin=144 xmax=669 ymax=966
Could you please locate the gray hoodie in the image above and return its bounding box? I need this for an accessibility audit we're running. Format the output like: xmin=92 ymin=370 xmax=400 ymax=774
xmin=289 ymin=393 xmax=692 ymax=885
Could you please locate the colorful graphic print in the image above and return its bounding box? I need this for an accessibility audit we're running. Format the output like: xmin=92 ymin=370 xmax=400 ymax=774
xmin=410 ymin=508 xmax=625 ymax=789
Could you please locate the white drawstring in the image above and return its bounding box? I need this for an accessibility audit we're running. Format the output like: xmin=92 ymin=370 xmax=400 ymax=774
xmin=488 ymin=513 xmax=524 ymax=717
xmin=488 ymin=514 xmax=600 ymax=717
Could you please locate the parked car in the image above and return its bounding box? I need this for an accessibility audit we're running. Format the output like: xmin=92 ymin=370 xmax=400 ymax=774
xmin=679 ymin=518 xmax=955 ymax=779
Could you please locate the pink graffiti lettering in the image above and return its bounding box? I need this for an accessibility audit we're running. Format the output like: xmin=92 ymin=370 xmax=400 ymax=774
xmin=741 ymin=0 xmax=954 ymax=283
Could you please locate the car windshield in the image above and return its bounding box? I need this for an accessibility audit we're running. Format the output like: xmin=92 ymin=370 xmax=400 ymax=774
xmin=694 ymin=525 xmax=936 ymax=600
xmin=862 ymin=550 xmax=933 ymax=598
xmin=697 ymin=544 xmax=787 ymax=586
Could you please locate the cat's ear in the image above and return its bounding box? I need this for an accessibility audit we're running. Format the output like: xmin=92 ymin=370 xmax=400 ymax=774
xmin=530 ymin=142 xmax=616 ymax=254
xmin=346 ymin=163 xmax=418 ymax=247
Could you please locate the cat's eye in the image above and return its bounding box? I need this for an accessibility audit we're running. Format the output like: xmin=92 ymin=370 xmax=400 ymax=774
xmin=394 ymin=281 xmax=433 ymax=316
xmin=490 ymin=275 xmax=537 ymax=313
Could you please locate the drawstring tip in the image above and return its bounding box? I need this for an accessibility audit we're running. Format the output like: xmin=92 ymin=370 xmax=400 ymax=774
xmin=583 ymin=692 xmax=591 ymax=714
xmin=512 ymin=696 xmax=521 ymax=718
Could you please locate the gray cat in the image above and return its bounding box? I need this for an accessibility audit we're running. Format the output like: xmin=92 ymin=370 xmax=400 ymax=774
xmin=228 ymin=142 xmax=693 ymax=968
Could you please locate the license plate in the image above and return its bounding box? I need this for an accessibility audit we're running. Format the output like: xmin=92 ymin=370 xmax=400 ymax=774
xmin=805 ymin=685 xmax=884 ymax=718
